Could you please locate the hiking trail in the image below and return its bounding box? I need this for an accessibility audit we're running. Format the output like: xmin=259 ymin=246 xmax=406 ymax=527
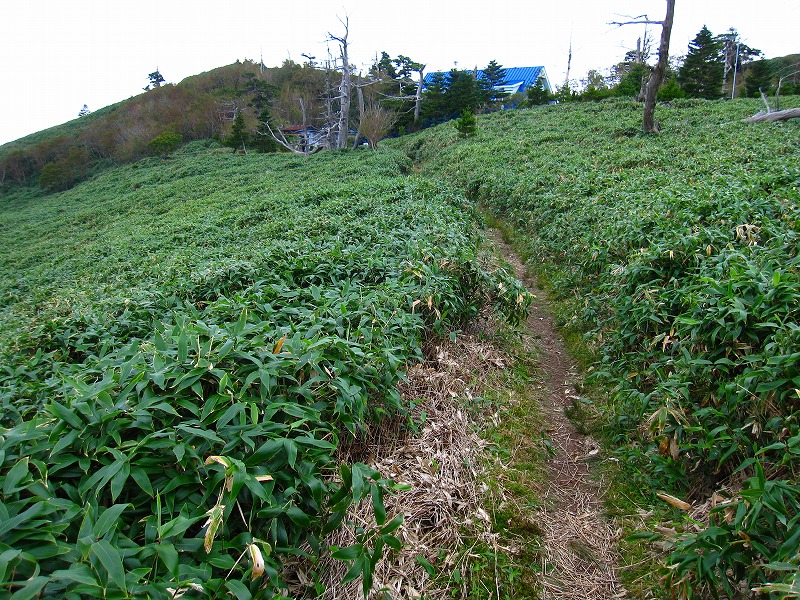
xmin=490 ymin=230 xmax=627 ymax=599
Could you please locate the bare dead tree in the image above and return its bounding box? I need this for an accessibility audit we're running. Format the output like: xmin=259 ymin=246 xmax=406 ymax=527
xmin=352 ymin=74 xmax=366 ymax=150
xmin=775 ymin=66 xmax=800 ymax=111
xmin=564 ymin=30 xmax=573 ymax=88
xmin=328 ymin=16 xmax=352 ymax=150
xmin=217 ymin=100 xmax=239 ymax=124
xmin=744 ymin=67 xmax=800 ymax=122
xmin=414 ymin=65 xmax=425 ymax=124
xmin=610 ymin=0 xmax=676 ymax=133
xmin=323 ymin=54 xmax=338 ymax=150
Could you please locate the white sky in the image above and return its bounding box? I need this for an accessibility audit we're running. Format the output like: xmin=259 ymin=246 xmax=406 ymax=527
xmin=1 ymin=0 xmax=798 ymax=145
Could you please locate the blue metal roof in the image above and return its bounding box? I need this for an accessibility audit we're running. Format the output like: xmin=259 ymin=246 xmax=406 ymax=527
xmin=423 ymin=66 xmax=550 ymax=93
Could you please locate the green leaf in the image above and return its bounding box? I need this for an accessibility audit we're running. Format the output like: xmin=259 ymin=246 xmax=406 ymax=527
xmin=176 ymin=425 xmax=223 ymax=444
xmin=130 ymin=468 xmax=154 ymax=496
xmin=155 ymin=543 xmax=180 ymax=577
xmin=0 ymin=503 xmax=45 ymax=536
xmin=160 ymin=514 xmax=203 ymax=539
xmin=383 ymin=534 xmax=402 ymax=551
xmin=371 ymin=484 xmax=386 ymax=526
xmin=3 ymin=458 xmax=30 ymax=495
xmin=284 ymin=439 xmax=298 ymax=469
xmin=50 ymin=564 xmax=99 ymax=586
xmin=379 ymin=514 xmax=403 ymax=535
xmin=341 ymin=555 xmax=366 ymax=586
xmin=110 ymin=461 xmax=130 ymax=502
xmin=92 ymin=503 xmax=130 ymax=539
xmin=0 ymin=549 xmax=22 ymax=583
xmin=225 ymin=579 xmax=253 ymax=600
xmin=91 ymin=539 xmax=127 ymax=593
xmin=51 ymin=429 xmax=80 ymax=457
xmin=47 ymin=400 xmax=83 ymax=429
xmin=173 ymin=443 xmax=186 ymax=463
xmin=416 ymin=555 xmax=436 ymax=575
xmin=331 ymin=544 xmax=362 ymax=561
xmin=285 ymin=505 xmax=311 ymax=527
xmin=10 ymin=576 xmax=49 ymax=600
xmin=177 ymin=328 xmax=188 ymax=363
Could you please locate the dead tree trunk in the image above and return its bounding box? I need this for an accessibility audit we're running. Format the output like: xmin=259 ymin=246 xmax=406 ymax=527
xmin=611 ymin=1 xmax=676 ymax=133
xmin=414 ymin=66 xmax=425 ymax=124
xmin=642 ymin=0 xmax=675 ymax=132
xmin=743 ymin=108 xmax=800 ymax=123
xmin=329 ymin=17 xmax=351 ymax=150
xmin=352 ymin=74 xmax=365 ymax=150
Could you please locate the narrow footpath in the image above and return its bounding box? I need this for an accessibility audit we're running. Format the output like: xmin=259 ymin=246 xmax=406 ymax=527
xmin=490 ymin=231 xmax=627 ymax=600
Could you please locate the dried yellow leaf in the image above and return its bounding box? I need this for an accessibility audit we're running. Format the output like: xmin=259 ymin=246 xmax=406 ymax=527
xmin=669 ymin=437 xmax=680 ymax=460
xmin=273 ymin=334 xmax=287 ymax=354
xmin=203 ymin=504 xmax=225 ymax=553
xmin=657 ymin=492 xmax=692 ymax=511
xmin=204 ymin=455 xmax=231 ymax=468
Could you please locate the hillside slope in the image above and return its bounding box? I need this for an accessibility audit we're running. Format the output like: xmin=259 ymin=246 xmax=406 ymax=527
xmin=390 ymin=96 xmax=800 ymax=596
xmin=0 ymin=144 xmax=529 ymax=598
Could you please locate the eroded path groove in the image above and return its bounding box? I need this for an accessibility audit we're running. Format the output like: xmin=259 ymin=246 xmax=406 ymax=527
xmin=490 ymin=231 xmax=626 ymax=600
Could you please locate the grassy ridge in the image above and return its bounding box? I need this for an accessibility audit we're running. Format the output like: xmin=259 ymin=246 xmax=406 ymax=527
xmin=391 ymin=97 xmax=800 ymax=596
xmin=0 ymin=144 xmax=528 ymax=597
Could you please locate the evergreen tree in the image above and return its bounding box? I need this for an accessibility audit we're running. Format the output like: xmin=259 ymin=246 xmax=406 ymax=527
xmin=226 ymin=111 xmax=249 ymax=151
xmin=657 ymin=78 xmax=685 ymax=101
xmin=454 ymin=109 xmax=477 ymax=137
xmin=144 ymin=69 xmax=165 ymax=91
xmin=253 ymin=107 xmax=279 ymax=153
xmin=678 ymin=26 xmax=724 ymax=99
xmin=483 ymin=60 xmax=508 ymax=104
xmin=615 ymin=63 xmax=650 ymax=97
xmin=421 ymin=72 xmax=448 ymax=121
xmin=422 ymin=70 xmax=491 ymax=122
xmin=525 ymin=77 xmax=551 ymax=105
xmin=745 ymin=59 xmax=773 ymax=97
xmin=374 ymin=51 xmax=398 ymax=79
xmin=444 ymin=69 xmax=489 ymax=116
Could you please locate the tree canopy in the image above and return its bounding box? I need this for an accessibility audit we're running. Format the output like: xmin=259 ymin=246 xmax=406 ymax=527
xmin=678 ymin=25 xmax=724 ymax=99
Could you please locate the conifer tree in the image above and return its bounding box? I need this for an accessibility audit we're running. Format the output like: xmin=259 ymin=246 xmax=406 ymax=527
xmin=678 ymin=26 xmax=724 ymax=99
xmin=483 ymin=60 xmax=508 ymax=104
xmin=525 ymin=77 xmax=551 ymax=105
xmin=745 ymin=59 xmax=772 ymax=97
xmin=226 ymin=111 xmax=249 ymax=151
xmin=421 ymin=72 xmax=448 ymax=121
xmin=454 ymin=108 xmax=477 ymax=137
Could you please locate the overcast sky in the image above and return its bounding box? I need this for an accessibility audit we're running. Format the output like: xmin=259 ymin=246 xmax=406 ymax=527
xmin=1 ymin=0 xmax=797 ymax=145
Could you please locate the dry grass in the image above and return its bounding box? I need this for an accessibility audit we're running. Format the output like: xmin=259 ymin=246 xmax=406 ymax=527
xmin=283 ymin=328 xmax=509 ymax=599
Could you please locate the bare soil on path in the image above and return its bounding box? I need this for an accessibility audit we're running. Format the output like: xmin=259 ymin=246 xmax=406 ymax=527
xmin=489 ymin=230 xmax=627 ymax=600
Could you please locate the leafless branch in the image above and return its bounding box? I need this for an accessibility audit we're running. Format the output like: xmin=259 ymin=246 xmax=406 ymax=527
xmin=609 ymin=13 xmax=664 ymax=27
xmin=259 ymin=120 xmax=307 ymax=155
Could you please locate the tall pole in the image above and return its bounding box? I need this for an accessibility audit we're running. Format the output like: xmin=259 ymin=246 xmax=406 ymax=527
xmin=731 ymin=42 xmax=741 ymax=99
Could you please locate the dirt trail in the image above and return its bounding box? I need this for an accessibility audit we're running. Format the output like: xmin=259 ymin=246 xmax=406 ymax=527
xmin=490 ymin=231 xmax=627 ymax=599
